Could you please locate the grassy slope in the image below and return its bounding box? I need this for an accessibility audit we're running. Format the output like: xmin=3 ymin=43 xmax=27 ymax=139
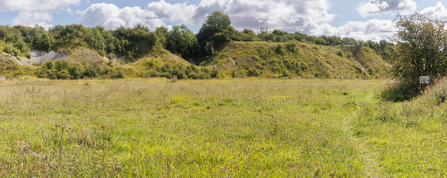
xmin=203 ymin=41 xmax=391 ymax=79
xmin=0 ymin=52 xmax=19 ymax=67
xmin=118 ymin=46 xmax=193 ymax=78
xmin=0 ymin=52 xmax=32 ymax=76
xmin=2 ymin=41 xmax=393 ymax=80
xmin=353 ymin=78 xmax=447 ymax=176
xmin=65 ymin=48 xmax=108 ymax=65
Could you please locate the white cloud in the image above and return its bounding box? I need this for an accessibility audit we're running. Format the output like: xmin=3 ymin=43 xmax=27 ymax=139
xmin=77 ymin=0 xmax=397 ymax=41
xmin=190 ymin=0 xmax=336 ymax=33
xmin=80 ymin=3 xmax=166 ymax=30
xmin=357 ymin=0 xmax=417 ymax=17
xmin=79 ymin=0 xmax=336 ymax=34
xmin=0 ymin=0 xmax=81 ymax=11
xmin=11 ymin=11 xmax=54 ymax=29
xmin=311 ymin=19 xmax=396 ymax=41
xmin=66 ymin=8 xmax=75 ymax=15
xmin=1 ymin=0 xmax=81 ymax=27
xmin=421 ymin=2 xmax=447 ymax=21
xmin=146 ymin=0 xmax=196 ymax=23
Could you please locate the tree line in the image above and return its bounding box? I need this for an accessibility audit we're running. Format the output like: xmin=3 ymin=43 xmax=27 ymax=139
xmin=0 ymin=11 xmax=395 ymax=64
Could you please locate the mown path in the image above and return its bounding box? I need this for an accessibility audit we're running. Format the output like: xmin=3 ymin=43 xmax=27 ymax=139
xmin=342 ymin=90 xmax=381 ymax=177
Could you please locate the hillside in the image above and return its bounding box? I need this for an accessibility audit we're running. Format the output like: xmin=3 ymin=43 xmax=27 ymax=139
xmin=202 ymin=41 xmax=391 ymax=79
xmin=1 ymin=40 xmax=393 ymax=80
xmin=65 ymin=48 xmax=108 ymax=65
xmin=0 ymin=52 xmax=21 ymax=77
xmin=122 ymin=46 xmax=217 ymax=79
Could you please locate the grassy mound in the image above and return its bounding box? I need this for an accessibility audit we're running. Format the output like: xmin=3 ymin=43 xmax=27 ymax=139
xmin=122 ymin=47 xmax=220 ymax=79
xmin=202 ymin=41 xmax=391 ymax=79
xmin=66 ymin=48 xmax=108 ymax=65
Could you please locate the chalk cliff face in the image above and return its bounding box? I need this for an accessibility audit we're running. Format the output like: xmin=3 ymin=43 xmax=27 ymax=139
xmin=14 ymin=49 xmax=106 ymax=66
xmin=29 ymin=50 xmax=69 ymax=64
xmin=0 ymin=51 xmax=68 ymax=66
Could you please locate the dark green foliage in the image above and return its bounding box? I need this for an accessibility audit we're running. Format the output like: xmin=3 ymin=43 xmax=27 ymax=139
xmin=138 ymin=58 xmax=220 ymax=80
xmin=0 ymin=25 xmax=31 ymax=57
xmin=380 ymin=78 xmax=416 ymax=102
xmin=336 ymin=50 xmax=344 ymax=58
xmin=393 ymin=13 xmax=447 ymax=81
xmin=166 ymin=25 xmax=199 ymax=58
xmin=38 ymin=60 xmax=97 ymax=79
xmin=285 ymin=41 xmax=299 ymax=53
xmin=248 ymin=67 xmax=260 ymax=77
xmin=197 ymin=11 xmax=232 ymax=55
xmin=274 ymin=44 xmax=283 ymax=55
xmin=114 ymin=25 xmax=159 ymax=61
xmin=381 ymin=13 xmax=447 ymax=100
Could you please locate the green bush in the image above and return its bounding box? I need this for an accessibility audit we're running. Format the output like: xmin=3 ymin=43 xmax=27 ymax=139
xmin=336 ymin=50 xmax=344 ymax=58
xmin=380 ymin=78 xmax=418 ymax=102
xmin=189 ymin=72 xmax=198 ymax=79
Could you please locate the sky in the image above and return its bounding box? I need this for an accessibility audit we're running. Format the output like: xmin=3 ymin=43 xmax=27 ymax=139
xmin=1 ymin=0 xmax=446 ymax=42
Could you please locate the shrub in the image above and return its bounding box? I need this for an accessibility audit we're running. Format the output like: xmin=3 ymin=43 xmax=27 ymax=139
xmin=160 ymin=72 xmax=172 ymax=79
xmin=275 ymin=44 xmax=283 ymax=55
xmin=285 ymin=41 xmax=299 ymax=53
xmin=210 ymin=69 xmax=219 ymax=78
xmin=336 ymin=50 xmax=344 ymax=58
xmin=380 ymin=77 xmax=418 ymax=102
xmin=248 ymin=67 xmax=260 ymax=77
xmin=188 ymin=72 xmax=198 ymax=79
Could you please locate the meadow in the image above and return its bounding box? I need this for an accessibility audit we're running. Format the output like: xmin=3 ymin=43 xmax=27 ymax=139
xmin=0 ymin=78 xmax=446 ymax=177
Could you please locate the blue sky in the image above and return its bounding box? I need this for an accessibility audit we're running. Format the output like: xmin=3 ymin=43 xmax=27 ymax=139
xmin=1 ymin=0 xmax=446 ymax=41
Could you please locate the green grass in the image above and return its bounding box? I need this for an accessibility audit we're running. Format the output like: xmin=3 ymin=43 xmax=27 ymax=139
xmin=0 ymin=78 xmax=445 ymax=177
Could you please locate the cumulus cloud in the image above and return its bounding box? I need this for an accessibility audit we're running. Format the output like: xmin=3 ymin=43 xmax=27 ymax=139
xmin=77 ymin=0 xmax=397 ymax=41
xmin=11 ymin=11 xmax=54 ymax=29
xmin=0 ymin=0 xmax=81 ymax=27
xmin=190 ymin=0 xmax=336 ymax=33
xmin=79 ymin=3 xmax=166 ymax=30
xmin=146 ymin=0 xmax=196 ymax=23
xmin=311 ymin=19 xmax=396 ymax=41
xmin=66 ymin=8 xmax=75 ymax=15
xmin=0 ymin=0 xmax=81 ymax=11
xmin=357 ymin=0 xmax=417 ymax=17
xmin=79 ymin=0 xmax=335 ymax=33
xmin=421 ymin=2 xmax=447 ymax=21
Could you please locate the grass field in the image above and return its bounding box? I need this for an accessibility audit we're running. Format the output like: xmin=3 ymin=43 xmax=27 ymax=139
xmin=0 ymin=78 xmax=446 ymax=177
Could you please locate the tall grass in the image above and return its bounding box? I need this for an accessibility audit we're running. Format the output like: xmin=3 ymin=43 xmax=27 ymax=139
xmin=0 ymin=78 xmax=384 ymax=177
xmin=354 ymin=77 xmax=447 ymax=177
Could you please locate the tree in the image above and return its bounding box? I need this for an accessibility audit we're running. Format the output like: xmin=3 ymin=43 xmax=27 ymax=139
xmin=167 ymin=25 xmax=198 ymax=57
xmin=155 ymin=26 xmax=169 ymax=48
xmin=196 ymin=11 xmax=232 ymax=55
xmin=389 ymin=13 xmax=447 ymax=98
xmin=393 ymin=13 xmax=447 ymax=80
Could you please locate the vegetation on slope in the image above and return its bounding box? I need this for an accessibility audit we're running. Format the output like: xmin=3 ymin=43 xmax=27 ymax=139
xmin=0 ymin=10 xmax=396 ymax=80
xmin=203 ymin=41 xmax=391 ymax=79
xmin=33 ymin=46 xmax=221 ymax=80
xmin=0 ymin=52 xmax=34 ymax=77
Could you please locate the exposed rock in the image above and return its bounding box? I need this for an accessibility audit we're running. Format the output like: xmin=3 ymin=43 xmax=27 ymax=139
xmin=30 ymin=50 xmax=69 ymax=64
xmin=351 ymin=58 xmax=365 ymax=72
